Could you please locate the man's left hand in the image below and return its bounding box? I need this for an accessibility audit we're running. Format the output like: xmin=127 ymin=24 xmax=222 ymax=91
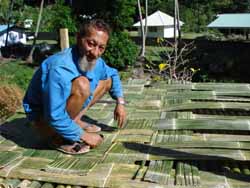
xmin=114 ymin=104 xmax=126 ymax=128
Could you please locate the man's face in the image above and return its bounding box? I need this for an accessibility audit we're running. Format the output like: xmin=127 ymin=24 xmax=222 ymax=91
xmin=77 ymin=27 xmax=109 ymax=71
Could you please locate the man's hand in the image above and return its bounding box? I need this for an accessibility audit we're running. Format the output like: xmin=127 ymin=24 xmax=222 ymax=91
xmin=114 ymin=104 xmax=126 ymax=128
xmin=81 ymin=132 xmax=103 ymax=148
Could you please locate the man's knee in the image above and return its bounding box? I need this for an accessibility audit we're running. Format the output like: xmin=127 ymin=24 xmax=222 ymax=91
xmin=71 ymin=76 xmax=90 ymax=98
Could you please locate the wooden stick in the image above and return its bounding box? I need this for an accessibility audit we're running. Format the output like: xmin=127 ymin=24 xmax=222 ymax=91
xmin=60 ymin=28 xmax=69 ymax=51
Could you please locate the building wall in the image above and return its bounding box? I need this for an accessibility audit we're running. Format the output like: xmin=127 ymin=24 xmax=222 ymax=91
xmin=164 ymin=26 xmax=179 ymax=38
xmin=137 ymin=26 xmax=181 ymax=38
xmin=137 ymin=26 xmax=164 ymax=38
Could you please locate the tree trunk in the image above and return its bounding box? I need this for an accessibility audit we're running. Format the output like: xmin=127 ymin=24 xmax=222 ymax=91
xmin=137 ymin=0 xmax=145 ymax=57
xmin=172 ymin=0 xmax=178 ymax=79
xmin=176 ymin=0 xmax=181 ymax=43
xmin=0 ymin=48 xmax=2 ymax=59
xmin=137 ymin=0 xmax=148 ymax=58
xmin=26 ymin=0 xmax=44 ymax=64
xmin=144 ymin=0 xmax=148 ymax=49
xmin=5 ymin=0 xmax=14 ymax=47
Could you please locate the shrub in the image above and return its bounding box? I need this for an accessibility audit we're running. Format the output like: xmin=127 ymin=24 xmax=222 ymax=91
xmin=12 ymin=0 xmax=77 ymax=33
xmin=0 ymin=84 xmax=24 ymax=121
xmin=103 ymin=32 xmax=138 ymax=70
xmin=119 ymin=71 xmax=133 ymax=81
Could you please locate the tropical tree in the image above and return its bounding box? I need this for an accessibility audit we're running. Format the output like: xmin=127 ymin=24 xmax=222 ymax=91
xmin=107 ymin=0 xmax=137 ymax=31
xmin=231 ymin=0 xmax=250 ymax=12
xmin=26 ymin=0 xmax=44 ymax=64
xmin=74 ymin=0 xmax=136 ymax=32
xmin=137 ymin=0 xmax=148 ymax=58
xmin=0 ymin=0 xmax=9 ymax=24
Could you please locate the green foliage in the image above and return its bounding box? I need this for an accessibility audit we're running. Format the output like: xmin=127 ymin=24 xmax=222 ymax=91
xmin=69 ymin=36 xmax=76 ymax=46
xmin=230 ymin=0 xmax=250 ymax=12
xmin=119 ymin=71 xmax=133 ymax=81
xmin=103 ymin=32 xmax=138 ymax=70
xmin=107 ymin=0 xmax=137 ymax=31
xmin=4 ymin=0 xmax=249 ymax=35
xmin=148 ymin=0 xmax=174 ymax=15
xmin=43 ymin=0 xmax=77 ymax=32
xmin=77 ymin=0 xmax=136 ymax=32
xmin=0 ymin=60 xmax=34 ymax=91
xmin=12 ymin=5 xmax=37 ymax=27
xmin=145 ymin=0 xmax=245 ymax=33
xmin=0 ymin=0 xmax=24 ymax=24
xmin=0 ymin=0 xmax=9 ymax=23
xmin=3 ymin=0 xmax=250 ymax=35
xmin=11 ymin=0 xmax=77 ymax=32
xmin=181 ymin=8 xmax=196 ymax=32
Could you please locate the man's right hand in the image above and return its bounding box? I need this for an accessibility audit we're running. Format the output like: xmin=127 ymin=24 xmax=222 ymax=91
xmin=81 ymin=132 xmax=103 ymax=148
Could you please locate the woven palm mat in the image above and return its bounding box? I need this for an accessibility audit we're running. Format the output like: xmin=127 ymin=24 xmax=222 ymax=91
xmin=0 ymin=79 xmax=250 ymax=188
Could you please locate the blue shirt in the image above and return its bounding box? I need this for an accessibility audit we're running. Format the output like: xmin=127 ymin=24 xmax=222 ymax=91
xmin=23 ymin=46 xmax=123 ymax=141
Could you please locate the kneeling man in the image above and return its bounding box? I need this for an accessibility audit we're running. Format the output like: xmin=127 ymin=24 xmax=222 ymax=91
xmin=23 ymin=19 xmax=126 ymax=154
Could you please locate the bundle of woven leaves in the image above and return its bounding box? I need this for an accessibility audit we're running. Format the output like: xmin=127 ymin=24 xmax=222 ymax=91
xmin=0 ymin=84 xmax=23 ymax=121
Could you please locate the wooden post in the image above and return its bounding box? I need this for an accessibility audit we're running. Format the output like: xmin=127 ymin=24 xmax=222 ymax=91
xmin=60 ymin=28 xmax=69 ymax=51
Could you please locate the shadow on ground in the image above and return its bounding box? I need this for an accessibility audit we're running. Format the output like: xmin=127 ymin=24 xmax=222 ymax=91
xmin=0 ymin=116 xmax=116 ymax=150
xmin=82 ymin=115 xmax=117 ymax=132
xmin=124 ymin=142 xmax=250 ymax=183
xmin=0 ymin=118 xmax=48 ymax=149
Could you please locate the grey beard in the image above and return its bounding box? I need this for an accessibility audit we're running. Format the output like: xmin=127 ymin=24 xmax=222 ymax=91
xmin=78 ymin=55 xmax=95 ymax=72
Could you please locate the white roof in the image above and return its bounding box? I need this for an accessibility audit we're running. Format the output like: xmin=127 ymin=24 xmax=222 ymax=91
xmin=133 ymin=10 xmax=184 ymax=27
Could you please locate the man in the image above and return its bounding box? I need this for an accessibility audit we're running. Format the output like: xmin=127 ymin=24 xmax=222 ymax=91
xmin=23 ymin=19 xmax=126 ymax=154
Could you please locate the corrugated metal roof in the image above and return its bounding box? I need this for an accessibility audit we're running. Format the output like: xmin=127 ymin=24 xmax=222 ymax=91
xmin=208 ymin=13 xmax=250 ymax=28
xmin=133 ymin=10 xmax=184 ymax=27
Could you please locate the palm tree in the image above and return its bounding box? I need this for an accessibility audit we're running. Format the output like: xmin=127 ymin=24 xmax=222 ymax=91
xmin=26 ymin=0 xmax=44 ymax=64
xmin=137 ymin=0 xmax=148 ymax=58
xmin=173 ymin=0 xmax=181 ymax=79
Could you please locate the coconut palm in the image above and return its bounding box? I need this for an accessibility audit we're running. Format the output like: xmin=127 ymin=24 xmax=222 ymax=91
xmin=26 ymin=0 xmax=44 ymax=64
xmin=137 ymin=0 xmax=148 ymax=58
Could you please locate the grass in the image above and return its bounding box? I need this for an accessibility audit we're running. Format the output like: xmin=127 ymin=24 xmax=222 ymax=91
xmin=0 ymin=59 xmax=33 ymax=121
xmin=182 ymin=32 xmax=206 ymax=39
xmin=145 ymin=46 xmax=171 ymax=62
xmin=0 ymin=60 xmax=34 ymax=91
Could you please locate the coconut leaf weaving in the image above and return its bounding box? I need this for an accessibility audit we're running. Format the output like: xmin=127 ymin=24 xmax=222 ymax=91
xmin=155 ymin=119 xmax=250 ymax=131
xmin=0 ymin=151 xmax=22 ymax=168
xmin=166 ymin=101 xmax=250 ymax=111
xmin=0 ymin=79 xmax=250 ymax=187
xmin=44 ymin=157 xmax=99 ymax=175
xmin=143 ymin=160 xmax=173 ymax=185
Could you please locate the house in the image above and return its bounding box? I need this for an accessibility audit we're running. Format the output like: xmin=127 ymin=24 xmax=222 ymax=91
xmin=0 ymin=25 xmax=27 ymax=47
xmin=207 ymin=13 xmax=250 ymax=39
xmin=133 ymin=10 xmax=184 ymax=38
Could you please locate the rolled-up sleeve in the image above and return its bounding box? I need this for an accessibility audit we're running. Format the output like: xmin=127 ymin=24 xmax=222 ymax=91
xmin=43 ymin=67 xmax=83 ymax=141
xmin=99 ymin=59 xmax=123 ymax=99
